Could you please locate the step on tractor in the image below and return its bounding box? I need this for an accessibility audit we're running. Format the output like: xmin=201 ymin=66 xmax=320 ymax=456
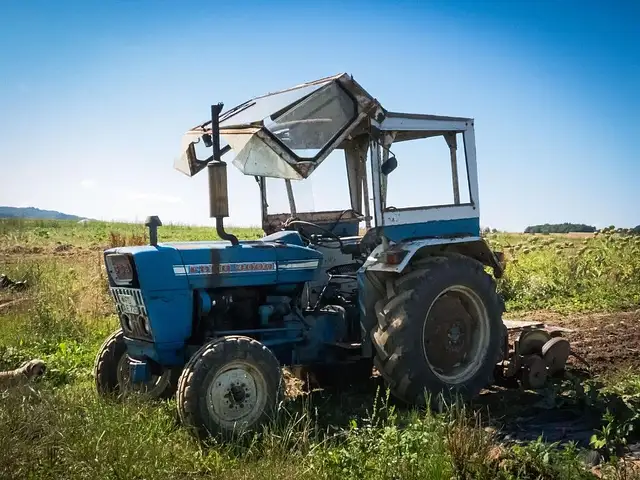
xmin=94 ymin=73 xmax=572 ymax=439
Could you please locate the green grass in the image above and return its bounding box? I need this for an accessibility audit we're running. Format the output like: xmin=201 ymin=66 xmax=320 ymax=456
xmin=4 ymin=218 xmax=637 ymax=314
xmin=0 ymin=217 xmax=264 ymax=249
xmin=2 ymin=382 xmax=609 ymax=480
xmin=1 ymin=220 xmax=640 ymax=479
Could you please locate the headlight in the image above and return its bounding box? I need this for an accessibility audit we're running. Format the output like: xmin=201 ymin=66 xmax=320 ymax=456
xmin=105 ymin=254 xmax=135 ymax=285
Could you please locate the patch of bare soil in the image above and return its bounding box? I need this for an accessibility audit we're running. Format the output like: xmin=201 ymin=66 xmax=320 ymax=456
xmin=4 ymin=245 xmax=44 ymax=255
xmin=0 ymin=245 xmax=99 ymax=261
xmin=53 ymin=243 xmax=73 ymax=253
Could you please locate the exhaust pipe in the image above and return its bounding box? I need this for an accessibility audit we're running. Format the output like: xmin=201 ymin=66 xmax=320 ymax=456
xmin=145 ymin=216 xmax=162 ymax=246
xmin=208 ymin=103 xmax=238 ymax=246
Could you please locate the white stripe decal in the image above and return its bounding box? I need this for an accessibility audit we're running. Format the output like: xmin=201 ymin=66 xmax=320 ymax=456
xmin=174 ymin=262 xmax=276 ymax=276
xmin=278 ymin=260 xmax=320 ymax=270
xmin=172 ymin=260 xmax=318 ymax=276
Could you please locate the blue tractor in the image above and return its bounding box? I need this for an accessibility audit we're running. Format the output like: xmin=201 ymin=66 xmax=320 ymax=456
xmin=95 ymin=73 xmax=567 ymax=439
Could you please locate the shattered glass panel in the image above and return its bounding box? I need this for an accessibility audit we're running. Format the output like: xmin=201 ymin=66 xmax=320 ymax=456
xmin=263 ymin=82 xmax=356 ymax=159
xmin=219 ymin=82 xmax=329 ymax=128
xmin=229 ymin=132 xmax=304 ymax=179
xmin=174 ymin=132 xmax=231 ymax=177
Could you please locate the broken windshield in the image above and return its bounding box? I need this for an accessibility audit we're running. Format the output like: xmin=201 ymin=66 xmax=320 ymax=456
xmin=176 ymin=73 xmax=370 ymax=179
xmin=263 ymin=82 xmax=356 ymax=159
xmin=218 ymin=81 xmax=330 ymax=129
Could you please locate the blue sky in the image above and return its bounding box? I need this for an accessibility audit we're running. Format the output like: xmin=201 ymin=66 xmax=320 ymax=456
xmin=0 ymin=0 xmax=638 ymax=232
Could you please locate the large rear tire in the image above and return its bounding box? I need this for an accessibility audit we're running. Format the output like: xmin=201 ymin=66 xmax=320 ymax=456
xmin=176 ymin=335 xmax=284 ymax=440
xmin=371 ymin=254 xmax=504 ymax=406
xmin=94 ymin=328 xmax=180 ymax=400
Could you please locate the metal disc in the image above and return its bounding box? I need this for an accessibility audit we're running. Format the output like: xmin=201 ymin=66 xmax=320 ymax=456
xmin=205 ymin=361 xmax=268 ymax=430
xmin=422 ymin=286 xmax=490 ymax=384
xmin=518 ymin=329 xmax=552 ymax=356
xmin=521 ymin=354 xmax=548 ymax=390
xmin=542 ymin=337 xmax=571 ymax=375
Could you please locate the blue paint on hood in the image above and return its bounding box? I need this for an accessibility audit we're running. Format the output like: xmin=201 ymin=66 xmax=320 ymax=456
xmin=105 ymin=234 xmax=323 ymax=291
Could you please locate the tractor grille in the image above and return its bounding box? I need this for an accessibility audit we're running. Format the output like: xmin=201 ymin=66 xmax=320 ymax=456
xmin=110 ymin=287 xmax=152 ymax=340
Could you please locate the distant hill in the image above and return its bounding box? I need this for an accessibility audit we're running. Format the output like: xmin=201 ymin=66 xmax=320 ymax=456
xmin=0 ymin=206 xmax=84 ymax=221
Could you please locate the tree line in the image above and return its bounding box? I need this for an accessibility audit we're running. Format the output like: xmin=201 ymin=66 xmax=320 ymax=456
xmin=524 ymin=223 xmax=596 ymax=234
xmin=523 ymin=223 xmax=640 ymax=234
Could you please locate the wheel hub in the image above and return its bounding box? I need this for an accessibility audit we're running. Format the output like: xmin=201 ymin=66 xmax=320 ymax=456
xmin=448 ymin=324 xmax=462 ymax=344
xmin=426 ymin=294 xmax=475 ymax=371
xmin=422 ymin=286 xmax=489 ymax=384
xmin=223 ymin=380 xmax=251 ymax=410
xmin=229 ymin=384 xmax=247 ymax=403
xmin=207 ymin=364 xmax=264 ymax=427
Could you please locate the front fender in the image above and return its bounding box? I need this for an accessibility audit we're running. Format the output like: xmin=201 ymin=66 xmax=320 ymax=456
xmin=364 ymin=236 xmax=504 ymax=277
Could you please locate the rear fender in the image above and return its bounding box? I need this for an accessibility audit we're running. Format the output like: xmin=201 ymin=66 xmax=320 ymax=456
xmin=364 ymin=236 xmax=505 ymax=278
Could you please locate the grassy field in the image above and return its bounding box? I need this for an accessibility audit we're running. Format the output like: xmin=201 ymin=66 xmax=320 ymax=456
xmin=1 ymin=218 xmax=639 ymax=479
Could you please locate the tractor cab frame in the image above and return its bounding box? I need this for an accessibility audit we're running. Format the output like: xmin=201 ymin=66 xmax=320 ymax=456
xmin=175 ymin=73 xmax=503 ymax=279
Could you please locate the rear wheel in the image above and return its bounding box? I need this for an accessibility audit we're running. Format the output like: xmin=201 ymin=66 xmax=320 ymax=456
xmin=94 ymin=328 xmax=179 ymax=399
xmin=176 ymin=335 xmax=284 ymax=440
xmin=371 ymin=254 xmax=504 ymax=406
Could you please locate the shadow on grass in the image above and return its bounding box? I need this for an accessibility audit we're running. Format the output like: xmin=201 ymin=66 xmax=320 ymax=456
xmin=281 ymin=365 xmax=636 ymax=456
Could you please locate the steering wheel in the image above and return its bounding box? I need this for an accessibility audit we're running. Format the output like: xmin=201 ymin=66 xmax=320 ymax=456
xmin=283 ymin=219 xmax=345 ymax=251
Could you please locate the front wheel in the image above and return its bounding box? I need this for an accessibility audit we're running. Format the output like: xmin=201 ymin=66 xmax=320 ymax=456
xmin=372 ymin=254 xmax=504 ymax=406
xmin=94 ymin=329 xmax=179 ymax=399
xmin=176 ymin=335 xmax=284 ymax=440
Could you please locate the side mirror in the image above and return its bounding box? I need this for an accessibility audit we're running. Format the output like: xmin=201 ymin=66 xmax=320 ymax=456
xmin=207 ymin=161 xmax=230 ymax=218
xmin=381 ymin=156 xmax=397 ymax=176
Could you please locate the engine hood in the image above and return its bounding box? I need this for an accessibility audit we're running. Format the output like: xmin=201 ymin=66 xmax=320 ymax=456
xmin=104 ymin=236 xmax=323 ymax=291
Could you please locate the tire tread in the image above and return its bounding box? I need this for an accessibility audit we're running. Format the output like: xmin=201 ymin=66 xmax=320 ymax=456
xmin=371 ymin=254 xmax=503 ymax=405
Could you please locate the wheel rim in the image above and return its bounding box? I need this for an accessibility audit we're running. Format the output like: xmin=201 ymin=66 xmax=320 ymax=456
xmin=206 ymin=361 xmax=268 ymax=430
xmin=422 ymin=285 xmax=491 ymax=385
xmin=116 ymin=355 xmax=170 ymax=397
